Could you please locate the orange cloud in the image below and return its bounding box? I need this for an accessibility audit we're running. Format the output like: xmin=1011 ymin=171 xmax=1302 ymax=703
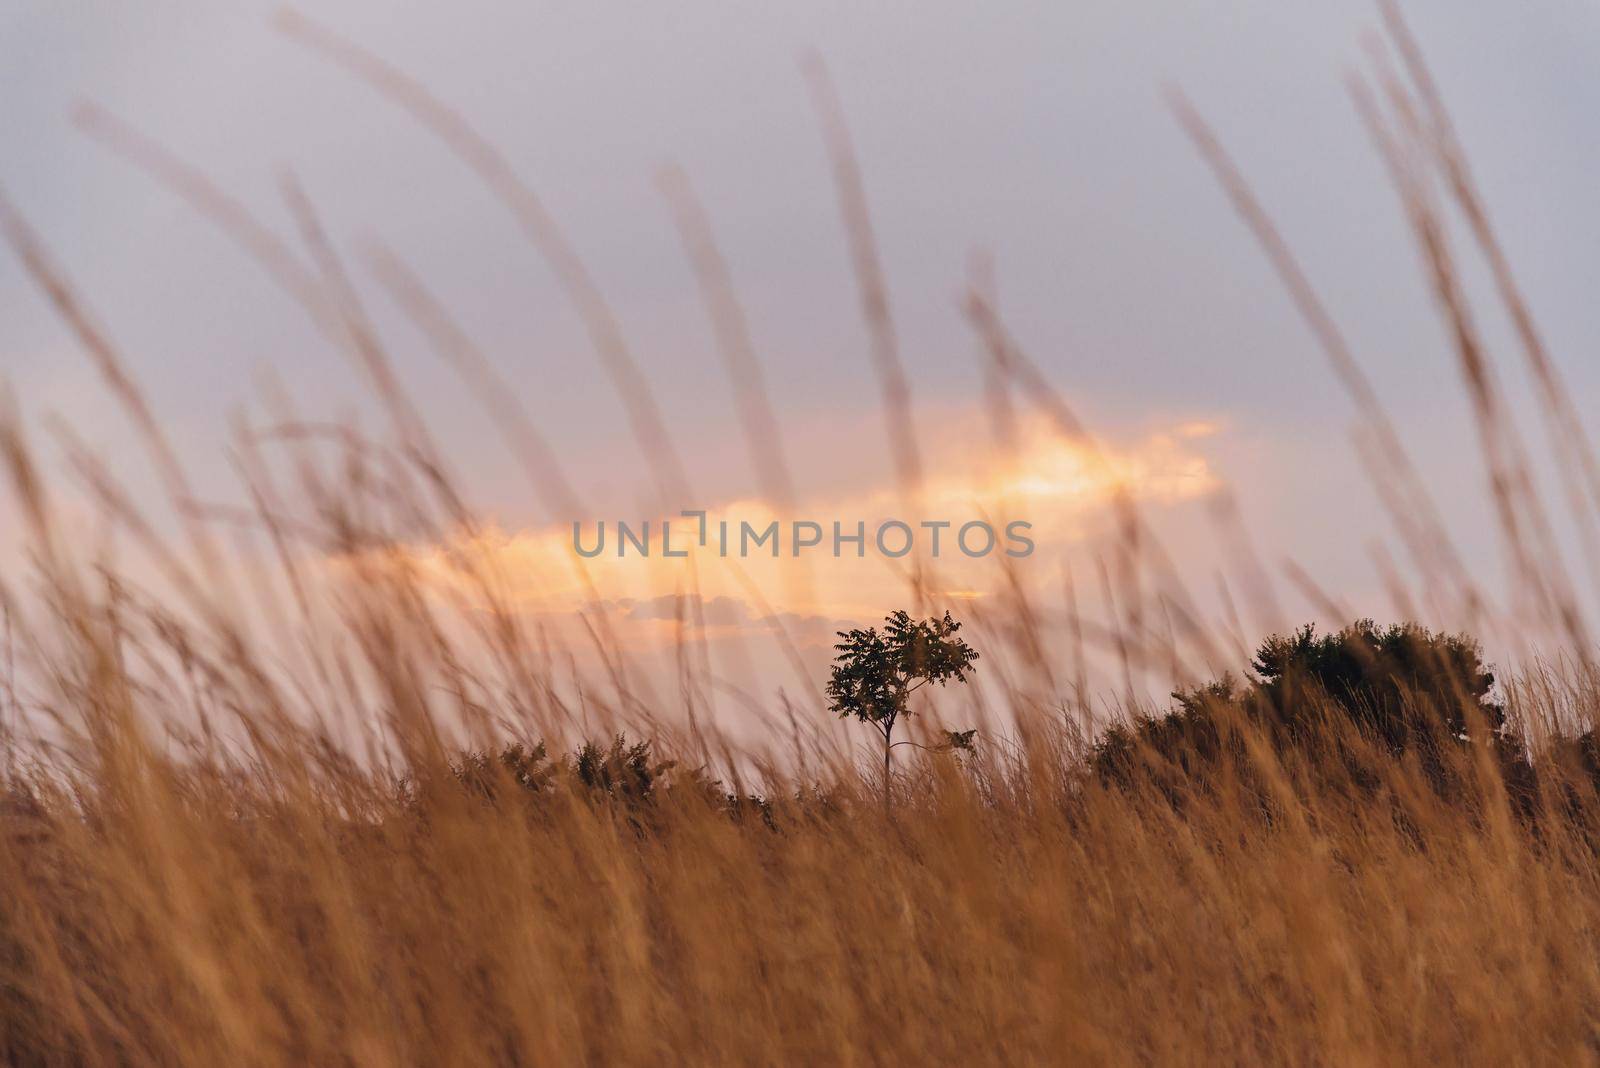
xmin=369 ymin=411 xmax=1221 ymax=633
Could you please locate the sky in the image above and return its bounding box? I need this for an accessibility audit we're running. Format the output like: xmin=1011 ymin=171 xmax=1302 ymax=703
xmin=3 ymin=1 xmax=1600 ymax=713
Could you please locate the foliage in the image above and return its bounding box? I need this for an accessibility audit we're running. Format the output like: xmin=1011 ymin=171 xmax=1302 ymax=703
xmin=827 ymin=610 xmax=979 ymax=766
xmin=943 ymin=728 xmax=978 ymax=752
xmin=1093 ymin=677 xmax=1238 ymax=792
xmin=1250 ymin=620 xmax=1503 ymax=750
xmin=1092 ymin=621 xmax=1508 ymax=790
xmin=450 ymin=735 xmax=780 ymax=829
xmin=453 ymin=735 xmax=684 ymax=810
xmin=452 ymin=741 xmax=554 ymax=802
xmin=572 ymin=734 xmax=675 ymax=805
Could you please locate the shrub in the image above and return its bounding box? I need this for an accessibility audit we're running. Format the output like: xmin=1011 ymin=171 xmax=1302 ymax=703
xmin=1092 ymin=621 xmax=1511 ymax=797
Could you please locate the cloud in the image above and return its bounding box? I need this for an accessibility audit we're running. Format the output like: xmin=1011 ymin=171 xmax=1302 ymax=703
xmin=623 ymin=594 xmax=753 ymax=625
xmin=354 ymin=407 xmax=1223 ymax=631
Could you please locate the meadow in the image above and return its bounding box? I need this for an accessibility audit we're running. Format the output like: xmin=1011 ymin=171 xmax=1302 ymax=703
xmin=4 ymin=6 xmax=1600 ymax=1065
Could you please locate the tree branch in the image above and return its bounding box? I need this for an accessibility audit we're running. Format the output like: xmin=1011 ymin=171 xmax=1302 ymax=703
xmin=888 ymin=739 xmax=950 ymax=753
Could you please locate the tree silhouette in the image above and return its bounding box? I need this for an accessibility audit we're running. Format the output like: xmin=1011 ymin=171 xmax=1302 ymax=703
xmin=827 ymin=610 xmax=978 ymax=804
xmin=1093 ymin=620 xmax=1508 ymax=796
xmin=1249 ymin=620 xmax=1502 ymax=752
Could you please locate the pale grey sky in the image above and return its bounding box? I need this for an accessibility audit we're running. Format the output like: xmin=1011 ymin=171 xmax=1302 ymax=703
xmin=3 ymin=1 xmax=1599 ymax=645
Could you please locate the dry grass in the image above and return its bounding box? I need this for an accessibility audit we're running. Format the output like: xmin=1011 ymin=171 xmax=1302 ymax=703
xmin=5 ymin=6 xmax=1600 ymax=1065
xmin=7 ymin=613 xmax=1600 ymax=1065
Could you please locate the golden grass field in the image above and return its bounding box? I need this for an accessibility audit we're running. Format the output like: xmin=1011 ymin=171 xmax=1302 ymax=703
xmin=5 ymin=5 xmax=1600 ymax=1065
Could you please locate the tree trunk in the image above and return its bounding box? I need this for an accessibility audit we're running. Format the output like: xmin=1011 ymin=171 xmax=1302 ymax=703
xmin=882 ymin=736 xmax=892 ymax=812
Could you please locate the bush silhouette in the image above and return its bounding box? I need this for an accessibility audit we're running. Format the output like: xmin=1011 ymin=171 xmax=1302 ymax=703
xmin=1250 ymin=620 xmax=1502 ymax=750
xmin=447 ymin=735 xmax=673 ymax=811
xmin=452 ymin=742 xmax=555 ymax=802
xmin=1093 ymin=620 xmax=1509 ymax=794
xmin=448 ymin=735 xmax=778 ymax=828
xmin=572 ymin=735 xmax=675 ymax=805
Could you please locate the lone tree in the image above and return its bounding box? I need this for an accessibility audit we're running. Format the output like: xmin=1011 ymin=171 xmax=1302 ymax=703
xmin=827 ymin=610 xmax=979 ymax=800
